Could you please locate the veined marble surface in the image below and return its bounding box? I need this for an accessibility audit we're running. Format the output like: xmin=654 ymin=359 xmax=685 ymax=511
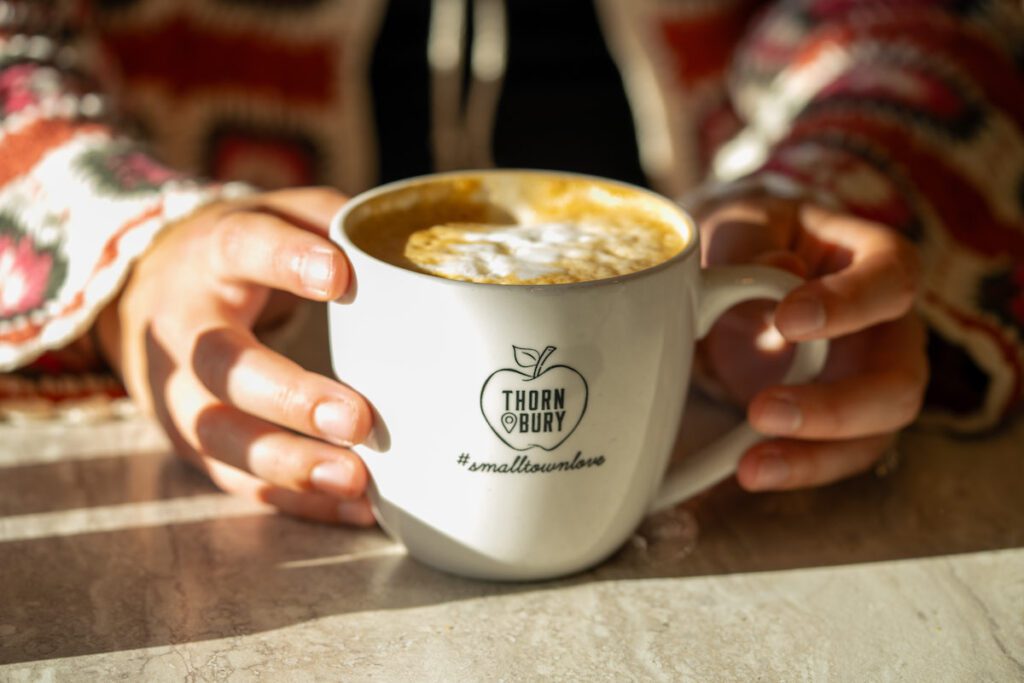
xmin=1 ymin=311 xmax=1022 ymax=680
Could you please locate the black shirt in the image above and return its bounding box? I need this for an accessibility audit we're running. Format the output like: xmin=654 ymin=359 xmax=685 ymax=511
xmin=371 ymin=0 xmax=645 ymax=187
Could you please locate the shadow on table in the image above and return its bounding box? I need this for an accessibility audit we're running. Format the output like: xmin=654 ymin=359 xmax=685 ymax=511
xmin=0 ymin=451 xmax=210 ymax=516
xmin=1 ymin=415 xmax=1022 ymax=664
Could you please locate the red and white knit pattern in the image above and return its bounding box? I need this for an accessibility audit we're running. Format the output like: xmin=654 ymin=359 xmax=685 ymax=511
xmin=604 ymin=0 xmax=1024 ymax=430
xmin=2 ymin=0 xmax=1023 ymax=432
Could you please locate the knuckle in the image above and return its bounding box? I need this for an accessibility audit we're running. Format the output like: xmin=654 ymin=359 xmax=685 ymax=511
xmin=249 ymin=445 xmax=307 ymax=488
xmin=270 ymin=242 xmax=301 ymax=285
xmin=212 ymin=212 xmax=251 ymax=272
xmin=271 ymin=380 xmax=316 ymax=430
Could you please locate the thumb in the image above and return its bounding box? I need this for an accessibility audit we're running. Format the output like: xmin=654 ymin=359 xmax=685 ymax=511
xmin=249 ymin=187 xmax=350 ymax=236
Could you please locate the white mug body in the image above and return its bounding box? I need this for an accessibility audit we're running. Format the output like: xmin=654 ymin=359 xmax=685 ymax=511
xmin=329 ymin=171 xmax=700 ymax=581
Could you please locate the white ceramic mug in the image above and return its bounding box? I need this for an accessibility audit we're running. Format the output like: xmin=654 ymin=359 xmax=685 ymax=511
xmin=328 ymin=170 xmax=827 ymax=581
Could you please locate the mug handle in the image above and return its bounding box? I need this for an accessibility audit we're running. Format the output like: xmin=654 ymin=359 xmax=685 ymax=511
xmin=649 ymin=265 xmax=829 ymax=512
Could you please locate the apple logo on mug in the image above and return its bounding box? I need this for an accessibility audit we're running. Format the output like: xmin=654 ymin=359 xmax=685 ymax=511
xmin=480 ymin=346 xmax=588 ymax=451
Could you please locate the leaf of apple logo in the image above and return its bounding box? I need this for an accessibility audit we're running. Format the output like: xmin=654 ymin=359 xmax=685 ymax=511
xmin=480 ymin=345 xmax=588 ymax=451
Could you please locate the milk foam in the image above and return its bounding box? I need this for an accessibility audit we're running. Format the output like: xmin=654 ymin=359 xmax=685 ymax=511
xmin=404 ymin=219 xmax=683 ymax=284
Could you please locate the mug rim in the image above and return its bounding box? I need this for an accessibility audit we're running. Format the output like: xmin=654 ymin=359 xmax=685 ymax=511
xmin=330 ymin=168 xmax=700 ymax=290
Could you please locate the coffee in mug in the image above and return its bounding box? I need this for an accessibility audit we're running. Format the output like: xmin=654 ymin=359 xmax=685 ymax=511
xmin=345 ymin=175 xmax=685 ymax=284
xmin=329 ymin=170 xmax=827 ymax=581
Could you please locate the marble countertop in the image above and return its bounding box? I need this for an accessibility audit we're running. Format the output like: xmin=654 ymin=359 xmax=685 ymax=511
xmin=1 ymin=317 xmax=1022 ymax=680
xmin=2 ymin=406 xmax=1022 ymax=680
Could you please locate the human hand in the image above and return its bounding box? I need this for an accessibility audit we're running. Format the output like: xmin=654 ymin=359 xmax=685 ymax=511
xmin=696 ymin=194 xmax=928 ymax=492
xmin=96 ymin=188 xmax=376 ymax=525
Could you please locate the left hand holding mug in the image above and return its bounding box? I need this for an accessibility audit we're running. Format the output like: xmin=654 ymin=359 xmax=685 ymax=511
xmin=95 ymin=187 xmax=377 ymax=526
xmin=696 ymin=195 xmax=929 ymax=492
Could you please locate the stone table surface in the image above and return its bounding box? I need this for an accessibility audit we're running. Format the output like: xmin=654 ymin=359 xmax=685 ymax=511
xmin=1 ymin=400 xmax=1022 ymax=681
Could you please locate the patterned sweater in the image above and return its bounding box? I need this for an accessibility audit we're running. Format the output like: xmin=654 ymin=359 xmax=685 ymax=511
xmin=1 ymin=0 xmax=1022 ymax=432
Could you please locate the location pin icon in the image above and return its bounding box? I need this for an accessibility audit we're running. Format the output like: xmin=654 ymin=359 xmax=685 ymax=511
xmin=501 ymin=412 xmax=517 ymax=434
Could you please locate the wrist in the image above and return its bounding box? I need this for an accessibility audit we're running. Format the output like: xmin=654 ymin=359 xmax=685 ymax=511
xmin=93 ymin=293 xmax=125 ymax=381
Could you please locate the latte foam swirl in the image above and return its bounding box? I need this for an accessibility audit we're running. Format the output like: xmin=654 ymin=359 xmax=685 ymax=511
xmin=404 ymin=220 xmax=683 ymax=285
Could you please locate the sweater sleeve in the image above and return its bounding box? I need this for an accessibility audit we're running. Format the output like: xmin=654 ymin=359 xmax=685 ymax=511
xmin=0 ymin=0 xmax=248 ymax=372
xmin=711 ymin=0 xmax=1024 ymax=433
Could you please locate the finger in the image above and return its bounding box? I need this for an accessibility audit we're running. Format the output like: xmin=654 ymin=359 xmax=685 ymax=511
xmin=253 ymin=186 xmax=348 ymax=235
xmin=736 ymin=433 xmax=894 ymax=491
xmin=777 ymin=209 xmax=921 ymax=340
xmin=203 ymin=457 xmax=376 ymax=526
xmin=696 ymin=248 xmax=808 ymax=405
xmin=798 ymin=204 xmax=907 ymax=258
xmin=699 ymin=299 xmax=794 ymax=404
xmin=753 ymin=249 xmax=808 ymax=279
xmin=192 ymin=327 xmax=373 ymax=446
xmin=194 ymin=404 xmax=368 ymax=498
xmin=748 ymin=318 xmax=927 ymax=439
xmin=161 ymin=360 xmax=370 ymax=492
xmin=700 ymin=198 xmax=799 ymax=266
xmin=208 ymin=209 xmax=350 ymax=301
xmin=705 ymin=248 xmax=807 ymax=338
xmin=749 ymin=369 xmax=925 ymax=439
xmin=262 ymin=489 xmax=375 ymax=527
xmin=155 ymin=365 xmax=373 ymax=525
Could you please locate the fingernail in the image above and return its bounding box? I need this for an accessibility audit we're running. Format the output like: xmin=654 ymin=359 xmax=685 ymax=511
xmin=781 ymin=295 xmax=825 ymax=337
xmin=758 ymin=393 xmax=803 ymax=433
xmin=337 ymin=500 xmax=375 ymax=526
xmin=754 ymin=452 xmax=791 ymax=489
xmin=301 ymin=247 xmax=335 ymax=297
xmin=314 ymin=400 xmax=356 ymax=445
xmin=310 ymin=460 xmax=357 ymax=498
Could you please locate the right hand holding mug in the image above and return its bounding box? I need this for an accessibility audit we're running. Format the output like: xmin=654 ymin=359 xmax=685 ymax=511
xmin=696 ymin=196 xmax=929 ymax=492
